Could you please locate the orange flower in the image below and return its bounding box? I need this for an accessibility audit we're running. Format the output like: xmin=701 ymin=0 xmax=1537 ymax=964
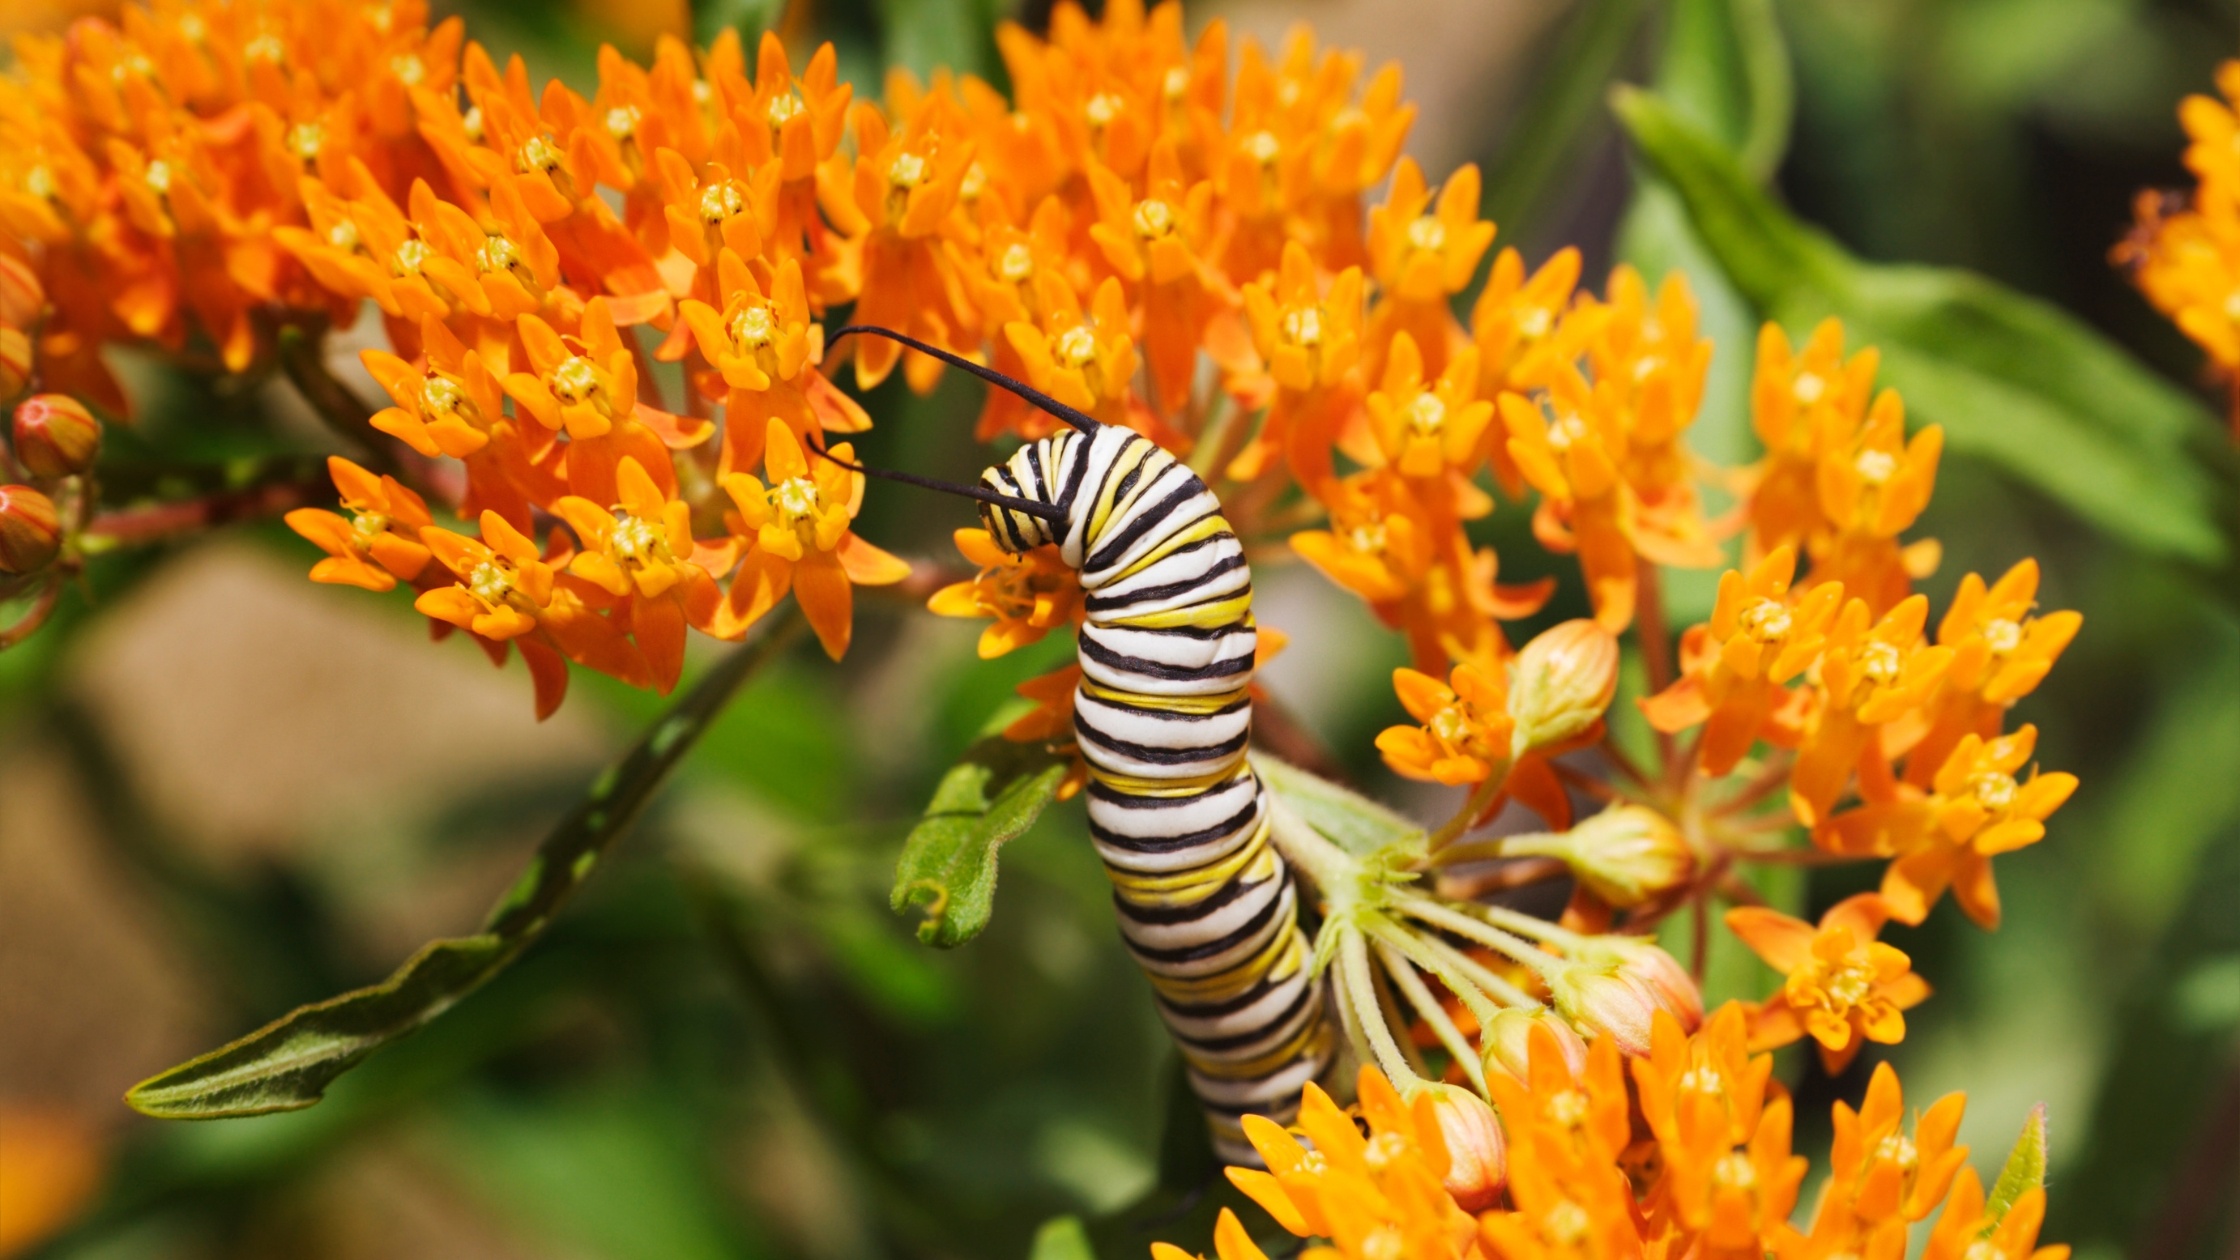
xmin=1814 ymin=1062 xmax=1969 ymax=1227
xmin=1788 ymin=594 xmax=1955 ymax=826
xmin=285 ymin=457 xmax=434 ymax=593
xmin=1746 ymin=318 xmax=1880 ymax=560
xmin=503 ymin=297 xmax=709 ymax=503
xmin=1085 ymin=140 xmax=1230 ymax=414
xmin=1225 ymin=1068 xmax=1481 ymax=1260
xmin=1920 ymin=1172 xmax=2069 ymax=1260
xmin=1904 ymin=559 xmax=2081 ymax=789
xmin=1806 ymin=388 xmax=1942 ymax=613
xmin=1363 ymin=332 xmax=1494 ymax=491
xmin=1367 ymin=157 xmax=1495 ymax=378
xmin=552 ymin=456 xmax=726 ymax=693
xmin=416 ymin=510 xmax=648 ymax=717
xmin=718 ymin=421 xmax=911 ymax=659
xmin=1641 ymin=546 xmax=1845 ymax=775
xmin=1630 ymin=1006 xmax=1805 ymax=1255
xmin=1234 ymin=239 xmax=1365 ymax=483
xmin=1004 ymin=275 xmax=1147 ymax=433
xmin=1725 ymin=894 xmax=1929 ymax=1074
xmin=1150 ymin=1209 xmax=1272 ymax=1260
xmin=1376 ymin=662 xmax=1513 ymax=786
xmin=1480 ymin=1026 xmax=1640 ymax=1259
xmin=1499 ymin=365 xmax=1638 ymax=630
xmin=830 ymin=95 xmax=977 ymax=392
xmin=678 ymin=253 xmax=867 ymax=475
xmin=928 ymin=528 xmax=1083 ymax=658
xmin=1291 ymin=470 xmax=1434 ymax=606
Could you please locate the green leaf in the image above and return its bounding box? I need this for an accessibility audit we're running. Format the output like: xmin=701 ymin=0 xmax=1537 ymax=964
xmin=124 ymin=615 xmax=804 ymax=1119
xmin=1029 ymin=1216 xmax=1098 ymax=1260
xmin=691 ymin=0 xmax=784 ymax=44
xmin=891 ymin=734 xmax=1068 ymax=948
xmin=1251 ymin=752 xmax=1423 ymax=859
xmin=1482 ymin=0 xmax=1656 ymax=239
xmin=875 ymin=0 xmax=998 ymax=79
xmin=1653 ymin=0 xmax=1794 ymax=182
xmin=1611 ymin=86 xmax=2234 ymax=567
xmin=1986 ymin=1102 xmax=2049 ymax=1226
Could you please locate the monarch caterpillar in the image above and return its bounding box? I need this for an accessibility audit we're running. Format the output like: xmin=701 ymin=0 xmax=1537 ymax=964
xmin=836 ymin=326 xmax=1334 ymax=1163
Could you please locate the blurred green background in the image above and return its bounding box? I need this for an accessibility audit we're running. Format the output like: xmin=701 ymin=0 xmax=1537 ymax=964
xmin=3 ymin=0 xmax=2238 ymax=1257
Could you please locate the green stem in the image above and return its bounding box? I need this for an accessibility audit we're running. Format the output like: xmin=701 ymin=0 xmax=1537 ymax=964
xmin=1374 ymin=938 xmax=1489 ymax=1097
xmin=1402 ymin=923 xmax=1545 ymax=1010
xmin=1470 ymin=900 xmax=1594 ymax=950
xmin=1338 ymin=926 xmax=1421 ymax=1087
xmin=1264 ymin=794 xmax=1365 ymax=900
xmin=1426 ymin=771 xmax=1509 ymax=852
xmin=1397 ymin=897 xmax=1566 ymax=983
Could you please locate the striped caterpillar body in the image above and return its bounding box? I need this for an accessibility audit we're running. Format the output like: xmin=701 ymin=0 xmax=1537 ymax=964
xmin=979 ymin=424 xmax=1333 ymax=1163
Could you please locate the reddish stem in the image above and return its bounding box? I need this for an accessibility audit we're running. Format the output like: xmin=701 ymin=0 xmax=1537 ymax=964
xmin=85 ymin=477 xmax=329 ymax=546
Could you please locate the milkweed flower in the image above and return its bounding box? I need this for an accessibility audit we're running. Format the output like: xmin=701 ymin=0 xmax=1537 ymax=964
xmin=1904 ymin=559 xmax=2081 ymax=789
xmin=1725 ymin=894 xmax=1928 ymax=1074
xmin=1377 ymin=662 xmax=1514 ymax=786
xmin=718 ymin=421 xmax=912 ymax=659
xmin=928 ymin=528 xmax=1084 ymax=658
xmin=1631 ymin=1006 xmax=1806 ymax=1253
xmin=285 ymin=457 xmax=435 ymax=593
xmin=1788 ymin=593 xmax=1954 ymax=826
xmin=552 ymin=456 xmax=726 ymax=694
xmin=1815 ymin=1062 xmax=1969 ymax=1227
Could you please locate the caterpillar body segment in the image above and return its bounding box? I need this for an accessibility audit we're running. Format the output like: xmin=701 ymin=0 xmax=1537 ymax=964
xmin=979 ymin=424 xmax=1333 ymax=1162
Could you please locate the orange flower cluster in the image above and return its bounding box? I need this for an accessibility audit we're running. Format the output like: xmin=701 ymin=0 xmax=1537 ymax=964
xmin=1164 ymin=1013 xmax=2068 ymax=1260
xmin=2117 ymin=59 xmax=2240 ymax=437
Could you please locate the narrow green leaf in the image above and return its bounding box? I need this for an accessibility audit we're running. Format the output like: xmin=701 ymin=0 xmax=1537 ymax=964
xmin=1251 ymin=752 xmax=1423 ymax=859
xmin=891 ymin=735 xmax=1068 ymax=948
xmin=1612 ymin=86 xmax=2234 ymax=566
xmin=1029 ymin=1216 xmax=1098 ymax=1260
xmin=875 ymin=0 xmax=997 ymax=79
xmin=1986 ymin=1103 xmax=2049 ymax=1225
xmin=691 ymin=0 xmax=784 ymax=44
xmin=1654 ymin=0 xmax=1795 ymax=182
xmin=125 ymin=614 xmax=803 ymax=1119
xmin=1481 ymin=0 xmax=1655 ymax=238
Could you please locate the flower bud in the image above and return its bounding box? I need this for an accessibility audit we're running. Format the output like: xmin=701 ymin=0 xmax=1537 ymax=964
xmin=1549 ymin=961 xmax=1662 ymax=1056
xmin=1576 ymin=934 xmax=1703 ymax=1033
xmin=1406 ymin=1082 xmax=1506 ymax=1210
xmin=0 ymin=255 xmax=41 ymax=328
xmin=1480 ymin=1006 xmax=1589 ymax=1085
xmin=0 ymin=484 xmax=61 ymax=575
xmin=0 ymin=327 xmax=29 ymax=400
xmin=1503 ymin=805 xmax=1695 ymax=907
xmin=13 ymin=395 xmax=99 ymax=479
xmin=1508 ymin=619 xmax=1619 ymax=756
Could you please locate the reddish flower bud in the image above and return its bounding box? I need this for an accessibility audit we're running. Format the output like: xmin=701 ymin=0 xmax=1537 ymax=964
xmin=0 ymin=484 xmax=61 ymax=575
xmin=1406 ymin=1082 xmax=1506 ymax=1210
xmin=13 ymin=395 xmax=99 ymax=479
xmin=1550 ymin=961 xmax=1663 ymax=1056
xmin=1503 ymin=805 xmax=1695 ymax=907
xmin=0 ymin=255 xmax=41 ymax=328
xmin=0 ymin=327 xmax=29 ymax=400
xmin=1508 ymin=618 xmax=1620 ymax=756
xmin=1480 ymin=1006 xmax=1589 ymax=1085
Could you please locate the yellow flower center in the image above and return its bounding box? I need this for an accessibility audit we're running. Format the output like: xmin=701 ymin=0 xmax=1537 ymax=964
xmin=1361 ymin=1228 xmax=1405 ymax=1260
xmin=326 ymin=219 xmax=361 ymax=252
xmin=1406 ymin=215 xmax=1447 ymax=253
xmin=766 ymin=91 xmax=804 ymax=128
xmin=1983 ymin=617 xmax=2023 ymax=654
xmin=517 ymin=135 xmax=564 ymax=176
xmin=1964 ymin=1241 xmax=2007 ymax=1260
xmin=393 ymin=238 xmax=430 ymax=277
xmin=1084 ymin=92 xmax=1123 ymax=127
xmin=1740 ymin=598 xmax=1793 ymax=642
xmin=1972 ymin=771 xmax=2018 ymax=811
xmin=609 ymin=511 xmax=666 ymax=564
xmin=960 ymin=162 xmax=988 ymax=201
xmin=1546 ymin=413 xmax=1589 ymax=452
xmin=365 ymin=5 xmax=392 ymax=33
xmin=1855 ymin=447 xmax=1897 ymax=484
xmin=1281 ymin=306 xmax=1323 ymax=348
xmin=462 ymin=106 xmax=486 ymax=143
xmin=178 ymin=12 xmax=207 ymax=40
xmin=887 ymin=150 xmax=927 ymax=189
xmin=24 ymin=166 xmax=56 ymax=201
xmin=477 ymin=233 xmax=524 ymax=276
xmin=1713 ymin=1150 xmax=1757 ymax=1190
xmin=1133 ymin=198 xmax=1175 ymax=239
xmin=1517 ymin=306 xmax=1553 ymax=339
xmin=1678 ymin=1065 xmax=1722 ymax=1096
xmin=1822 ymin=958 xmax=1876 ymax=1007
xmin=1541 ymin=1201 xmax=1591 ymax=1245
xmin=1875 ymin=1132 xmax=1918 ymax=1171
xmin=1430 ymin=706 xmax=1474 ymax=750
xmin=468 ymin=560 xmax=518 ymax=607
xmin=549 ymin=356 xmax=602 ymax=404
xmin=774 ymin=476 xmax=821 ymax=524
xmin=1055 ymin=325 xmax=1098 ymax=368
xmin=2224 ymin=290 xmax=2240 ymax=322
xmin=1363 ymin=1131 xmax=1409 ymax=1171
xmin=144 ymin=161 xmax=173 ymax=195
xmin=1544 ymin=1089 xmax=1588 ymax=1128
xmin=605 ymin=106 xmax=641 ymax=140
xmin=350 ymin=510 xmax=390 ymax=545
xmin=1162 ymin=66 xmax=1189 ymax=101
xmin=1242 ymin=130 xmax=1280 ymax=165
xmin=389 ymin=53 xmax=425 ymax=86
xmin=245 ymin=33 xmax=284 ymax=62
xmin=1408 ymin=391 xmax=1447 ymax=437
xmin=700 ymin=181 xmax=744 ymax=224
xmin=729 ymin=303 xmax=776 ymax=349
xmin=420 ymin=374 xmax=464 ymax=416
xmin=1793 ymin=371 xmax=1826 ymax=404
xmin=1860 ymin=639 xmax=1903 ymax=684
xmin=1347 ymin=522 xmax=1387 ymax=554
xmin=997 ymin=242 xmax=1034 ymax=283
xmin=288 ymin=123 xmax=326 ymax=161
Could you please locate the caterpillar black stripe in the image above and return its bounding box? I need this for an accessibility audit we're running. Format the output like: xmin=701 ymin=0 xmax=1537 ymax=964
xmin=980 ymin=424 xmax=1333 ymax=1164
